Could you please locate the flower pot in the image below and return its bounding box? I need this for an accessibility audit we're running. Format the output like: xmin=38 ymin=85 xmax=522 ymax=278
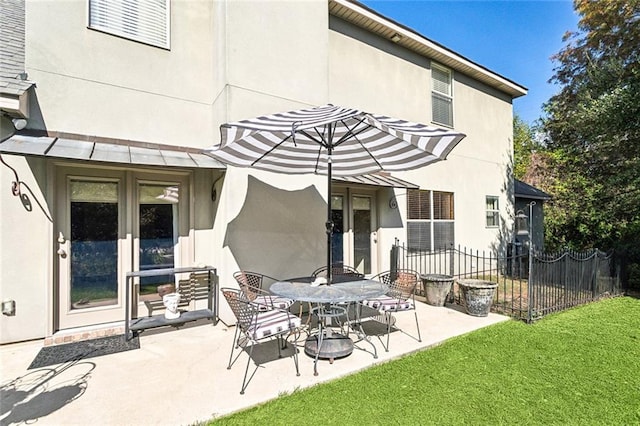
xmin=420 ymin=274 xmax=454 ymax=307
xmin=457 ymin=279 xmax=498 ymax=317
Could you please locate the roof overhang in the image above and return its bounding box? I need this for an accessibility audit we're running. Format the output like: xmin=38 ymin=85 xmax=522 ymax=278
xmin=514 ymin=179 xmax=551 ymax=201
xmin=334 ymin=173 xmax=419 ymax=189
xmin=329 ymin=0 xmax=528 ymax=98
xmin=0 ymin=131 xmax=226 ymax=169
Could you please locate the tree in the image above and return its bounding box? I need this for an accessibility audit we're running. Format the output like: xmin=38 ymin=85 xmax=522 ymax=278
xmin=513 ymin=115 xmax=537 ymax=180
xmin=540 ymin=0 xmax=640 ymax=257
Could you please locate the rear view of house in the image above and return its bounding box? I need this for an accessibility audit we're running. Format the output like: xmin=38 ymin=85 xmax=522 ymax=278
xmin=0 ymin=0 xmax=526 ymax=344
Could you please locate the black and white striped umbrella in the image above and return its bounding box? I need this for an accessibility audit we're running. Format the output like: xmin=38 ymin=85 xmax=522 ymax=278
xmin=206 ymin=104 xmax=466 ymax=282
xmin=207 ymin=104 xmax=465 ymax=176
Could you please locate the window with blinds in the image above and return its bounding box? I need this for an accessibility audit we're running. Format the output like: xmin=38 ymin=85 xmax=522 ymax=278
xmin=89 ymin=0 xmax=170 ymax=49
xmin=407 ymin=189 xmax=454 ymax=252
xmin=431 ymin=64 xmax=453 ymax=127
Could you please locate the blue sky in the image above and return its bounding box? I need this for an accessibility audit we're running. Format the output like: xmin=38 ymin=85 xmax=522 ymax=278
xmin=360 ymin=0 xmax=580 ymax=125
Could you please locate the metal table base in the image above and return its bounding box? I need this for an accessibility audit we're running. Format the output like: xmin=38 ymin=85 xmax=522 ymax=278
xmin=304 ymin=333 xmax=354 ymax=360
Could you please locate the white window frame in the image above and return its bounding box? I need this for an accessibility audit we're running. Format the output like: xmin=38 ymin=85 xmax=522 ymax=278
xmin=486 ymin=196 xmax=500 ymax=228
xmin=431 ymin=63 xmax=454 ymax=127
xmin=88 ymin=0 xmax=171 ymax=49
xmin=407 ymin=189 xmax=455 ymax=252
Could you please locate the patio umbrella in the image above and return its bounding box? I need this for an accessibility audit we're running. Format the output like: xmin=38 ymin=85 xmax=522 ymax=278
xmin=206 ymin=104 xmax=466 ymax=283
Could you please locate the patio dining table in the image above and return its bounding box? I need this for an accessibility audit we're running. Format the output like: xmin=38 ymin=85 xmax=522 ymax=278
xmin=270 ymin=278 xmax=388 ymax=375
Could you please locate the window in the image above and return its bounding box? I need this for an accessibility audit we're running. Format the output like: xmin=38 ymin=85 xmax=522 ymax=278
xmin=407 ymin=189 xmax=454 ymax=251
xmin=89 ymin=0 xmax=170 ymax=49
xmin=486 ymin=196 xmax=500 ymax=227
xmin=431 ymin=63 xmax=453 ymax=127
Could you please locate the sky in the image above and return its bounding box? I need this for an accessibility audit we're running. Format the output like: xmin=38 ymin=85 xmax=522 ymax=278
xmin=360 ymin=0 xmax=581 ymax=125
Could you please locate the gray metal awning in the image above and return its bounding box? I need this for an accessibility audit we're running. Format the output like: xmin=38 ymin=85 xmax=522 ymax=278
xmin=0 ymin=133 xmax=226 ymax=169
xmin=333 ymin=173 xmax=419 ymax=189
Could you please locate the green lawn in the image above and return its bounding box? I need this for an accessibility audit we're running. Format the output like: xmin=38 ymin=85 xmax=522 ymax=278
xmin=209 ymin=297 xmax=640 ymax=425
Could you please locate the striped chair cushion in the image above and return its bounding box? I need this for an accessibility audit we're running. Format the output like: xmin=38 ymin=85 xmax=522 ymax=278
xmin=362 ymin=295 xmax=413 ymax=312
xmin=252 ymin=295 xmax=295 ymax=311
xmin=247 ymin=310 xmax=301 ymax=340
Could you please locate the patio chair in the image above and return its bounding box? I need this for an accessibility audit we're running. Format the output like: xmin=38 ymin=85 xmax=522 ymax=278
xmin=221 ymin=287 xmax=302 ymax=395
xmin=311 ymin=263 xmax=364 ymax=283
xmin=233 ymin=271 xmax=294 ymax=312
xmin=361 ymin=269 xmax=422 ymax=352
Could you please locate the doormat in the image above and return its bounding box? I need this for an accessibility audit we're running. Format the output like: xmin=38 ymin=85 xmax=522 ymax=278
xmin=28 ymin=335 xmax=140 ymax=369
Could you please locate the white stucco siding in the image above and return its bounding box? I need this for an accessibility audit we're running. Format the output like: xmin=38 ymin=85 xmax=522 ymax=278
xmin=212 ymin=167 xmax=328 ymax=324
xmin=451 ymin=76 xmax=514 ymax=250
xmin=1 ymin=0 xmax=522 ymax=343
xmin=0 ymin=156 xmax=51 ymax=343
xmin=225 ymin=0 xmax=329 ymax=116
xmin=25 ymin=0 xmax=218 ymax=147
xmin=27 ymin=71 xmax=217 ymax=148
xmin=328 ymin=22 xmax=515 ymax=253
xmin=328 ymin=31 xmax=429 ymax=119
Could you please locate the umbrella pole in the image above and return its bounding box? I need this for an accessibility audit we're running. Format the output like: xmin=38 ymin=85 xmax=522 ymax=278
xmin=326 ymin=149 xmax=333 ymax=285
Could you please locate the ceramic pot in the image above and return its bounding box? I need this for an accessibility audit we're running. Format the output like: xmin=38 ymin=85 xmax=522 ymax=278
xmin=421 ymin=274 xmax=454 ymax=307
xmin=457 ymin=279 xmax=498 ymax=317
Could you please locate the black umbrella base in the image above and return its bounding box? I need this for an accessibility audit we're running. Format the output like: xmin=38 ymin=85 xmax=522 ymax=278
xmin=304 ymin=333 xmax=354 ymax=361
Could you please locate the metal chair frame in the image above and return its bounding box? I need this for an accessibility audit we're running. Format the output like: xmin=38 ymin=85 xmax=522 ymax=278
xmin=221 ymin=287 xmax=301 ymax=395
xmin=311 ymin=264 xmax=364 ymax=282
xmin=363 ymin=269 xmax=422 ymax=352
xmin=233 ymin=270 xmax=294 ymax=311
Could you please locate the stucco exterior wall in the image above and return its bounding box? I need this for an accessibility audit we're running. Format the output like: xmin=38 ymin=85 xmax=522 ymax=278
xmin=0 ymin=156 xmax=51 ymax=342
xmin=211 ymin=0 xmax=330 ymax=311
xmin=328 ymin=19 xmax=515 ymax=256
xmin=1 ymin=0 xmax=520 ymax=342
xmin=224 ymin=0 xmax=328 ymax=119
xmin=25 ymin=0 xmax=219 ymax=147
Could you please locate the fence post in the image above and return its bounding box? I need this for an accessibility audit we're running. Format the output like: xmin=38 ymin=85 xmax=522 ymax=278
xmin=449 ymin=243 xmax=454 ymax=277
xmin=527 ymin=251 xmax=533 ymax=323
xmin=390 ymin=240 xmax=398 ymax=278
xmin=592 ymin=249 xmax=599 ymax=299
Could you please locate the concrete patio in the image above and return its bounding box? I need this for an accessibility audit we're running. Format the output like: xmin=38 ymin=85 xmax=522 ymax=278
xmin=1 ymin=301 xmax=508 ymax=425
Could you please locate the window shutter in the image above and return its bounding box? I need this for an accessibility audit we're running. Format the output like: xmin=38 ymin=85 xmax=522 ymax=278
xmin=89 ymin=0 xmax=170 ymax=49
xmin=432 ymin=93 xmax=453 ymax=127
xmin=433 ymin=191 xmax=454 ymax=220
xmin=432 ymin=66 xmax=451 ymax=95
xmin=408 ymin=222 xmax=431 ymax=252
xmin=407 ymin=189 xmax=431 ymax=220
xmin=432 ymin=64 xmax=453 ymax=127
xmin=433 ymin=222 xmax=454 ymax=250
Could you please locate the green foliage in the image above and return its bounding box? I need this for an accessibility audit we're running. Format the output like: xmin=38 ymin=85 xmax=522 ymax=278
xmin=513 ymin=115 xmax=537 ymax=180
xmin=210 ymin=297 xmax=640 ymax=425
xmin=538 ymin=0 xmax=640 ymax=256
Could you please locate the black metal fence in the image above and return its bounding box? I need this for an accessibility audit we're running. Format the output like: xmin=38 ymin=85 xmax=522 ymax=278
xmin=392 ymin=241 xmax=623 ymax=322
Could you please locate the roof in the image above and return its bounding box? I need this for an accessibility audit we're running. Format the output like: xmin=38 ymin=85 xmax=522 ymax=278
xmin=329 ymin=0 xmax=528 ymax=98
xmin=515 ymin=179 xmax=552 ymax=201
xmin=0 ymin=0 xmax=34 ymax=98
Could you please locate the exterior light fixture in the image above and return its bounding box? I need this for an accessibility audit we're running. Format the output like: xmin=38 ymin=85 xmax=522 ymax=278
xmin=12 ymin=118 xmax=27 ymax=130
xmin=515 ymin=210 xmax=529 ymax=236
xmin=390 ymin=33 xmax=402 ymax=43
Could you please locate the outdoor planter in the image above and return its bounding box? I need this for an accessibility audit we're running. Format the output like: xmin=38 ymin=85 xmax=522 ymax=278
xmin=457 ymin=279 xmax=498 ymax=317
xmin=420 ymin=274 xmax=454 ymax=307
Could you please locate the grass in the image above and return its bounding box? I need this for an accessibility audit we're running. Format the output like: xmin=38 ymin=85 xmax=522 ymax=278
xmin=209 ymin=296 xmax=640 ymax=425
